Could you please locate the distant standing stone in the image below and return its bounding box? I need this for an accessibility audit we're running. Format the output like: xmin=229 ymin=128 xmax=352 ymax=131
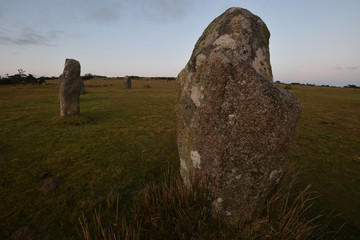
xmin=123 ymin=76 xmax=131 ymax=88
xmin=176 ymin=7 xmax=302 ymax=225
xmin=58 ymin=58 xmax=81 ymax=116
xmin=80 ymin=77 xmax=86 ymax=94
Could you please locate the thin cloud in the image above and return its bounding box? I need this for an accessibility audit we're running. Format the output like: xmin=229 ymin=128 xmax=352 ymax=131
xmin=333 ymin=67 xmax=343 ymax=71
xmin=333 ymin=66 xmax=360 ymax=71
xmin=130 ymin=0 xmax=193 ymax=22
xmin=346 ymin=66 xmax=360 ymax=71
xmin=84 ymin=1 xmax=123 ymax=24
xmin=0 ymin=28 xmax=63 ymax=46
xmin=82 ymin=0 xmax=193 ymax=23
xmin=88 ymin=6 xmax=121 ymax=23
xmin=77 ymin=0 xmax=193 ymax=24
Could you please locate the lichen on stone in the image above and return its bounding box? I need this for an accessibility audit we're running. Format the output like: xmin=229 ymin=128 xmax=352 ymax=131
xmin=190 ymin=85 xmax=204 ymax=107
xmin=252 ymin=47 xmax=272 ymax=81
xmin=213 ymin=34 xmax=237 ymax=50
xmin=196 ymin=54 xmax=207 ymax=68
xmin=190 ymin=151 xmax=201 ymax=169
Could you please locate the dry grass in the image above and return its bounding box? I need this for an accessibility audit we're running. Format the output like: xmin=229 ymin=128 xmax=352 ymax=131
xmin=242 ymin=164 xmax=341 ymax=239
xmin=78 ymin=170 xmax=218 ymax=240
xmin=78 ymin=165 xmax=338 ymax=240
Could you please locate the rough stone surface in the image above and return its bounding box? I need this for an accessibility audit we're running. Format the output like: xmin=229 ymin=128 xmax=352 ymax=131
xmin=175 ymin=7 xmax=302 ymax=225
xmin=123 ymin=76 xmax=131 ymax=88
xmin=58 ymin=59 xmax=81 ymax=116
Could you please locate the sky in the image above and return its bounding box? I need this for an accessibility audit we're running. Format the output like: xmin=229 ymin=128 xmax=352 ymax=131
xmin=0 ymin=0 xmax=359 ymax=86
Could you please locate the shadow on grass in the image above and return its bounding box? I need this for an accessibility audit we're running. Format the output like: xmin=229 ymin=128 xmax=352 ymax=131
xmin=52 ymin=115 xmax=92 ymax=126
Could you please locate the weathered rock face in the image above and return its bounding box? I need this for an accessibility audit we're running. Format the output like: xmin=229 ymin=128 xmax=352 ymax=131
xmin=58 ymin=59 xmax=81 ymax=116
xmin=124 ymin=76 xmax=131 ymax=88
xmin=175 ymin=7 xmax=302 ymax=225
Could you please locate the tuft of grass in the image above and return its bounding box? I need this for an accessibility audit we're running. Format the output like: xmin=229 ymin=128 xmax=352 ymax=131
xmin=52 ymin=115 xmax=91 ymax=126
xmin=78 ymin=170 xmax=219 ymax=240
xmin=78 ymin=165 xmax=337 ymax=240
xmin=241 ymin=164 xmax=340 ymax=240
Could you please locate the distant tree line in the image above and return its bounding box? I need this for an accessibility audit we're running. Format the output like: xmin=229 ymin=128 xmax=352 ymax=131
xmin=118 ymin=76 xmax=176 ymax=81
xmin=151 ymin=77 xmax=176 ymax=81
xmin=82 ymin=73 xmax=107 ymax=80
xmin=275 ymin=80 xmax=359 ymax=88
xmin=344 ymin=84 xmax=359 ymax=89
xmin=0 ymin=69 xmax=49 ymax=85
xmin=0 ymin=70 xmax=110 ymax=85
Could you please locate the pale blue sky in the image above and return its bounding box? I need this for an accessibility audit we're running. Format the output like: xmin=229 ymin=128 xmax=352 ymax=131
xmin=0 ymin=0 xmax=359 ymax=86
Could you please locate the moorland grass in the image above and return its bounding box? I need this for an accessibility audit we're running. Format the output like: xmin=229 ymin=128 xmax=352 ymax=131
xmin=0 ymin=79 xmax=359 ymax=239
xmin=285 ymin=85 xmax=360 ymax=239
xmin=0 ymin=79 xmax=178 ymax=239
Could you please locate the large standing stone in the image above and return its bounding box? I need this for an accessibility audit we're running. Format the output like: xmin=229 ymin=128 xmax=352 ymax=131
xmin=58 ymin=59 xmax=81 ymax=116
xmin=175 ymin=7 xmax=302 ymax=225
xmin=123 ymin=76 xmax=131 ymax=88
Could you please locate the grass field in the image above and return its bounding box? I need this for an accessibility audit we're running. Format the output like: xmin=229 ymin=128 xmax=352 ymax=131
xmin=286 ymin=84 xmax=360 ymax=238
xmin=0 ymin=79 xmax=359 ymax=239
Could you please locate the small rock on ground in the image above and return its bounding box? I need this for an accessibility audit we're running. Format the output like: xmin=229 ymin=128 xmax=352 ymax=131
xmin=11 ymin=226 xmax=36 ymax=240
xmin=39 ymin=171 xmax=52 ymax=180
xmin=40 ymin=177 xmax=61 ymax=194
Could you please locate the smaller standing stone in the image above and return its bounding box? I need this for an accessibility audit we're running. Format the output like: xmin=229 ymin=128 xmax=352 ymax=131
xmin=58 ymin=58 xmax=81 ymax=116
xmin=123 ymin=76 xmax=131 ymax=88
xmin=80 ymin=77 xmax=86 ymax=94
